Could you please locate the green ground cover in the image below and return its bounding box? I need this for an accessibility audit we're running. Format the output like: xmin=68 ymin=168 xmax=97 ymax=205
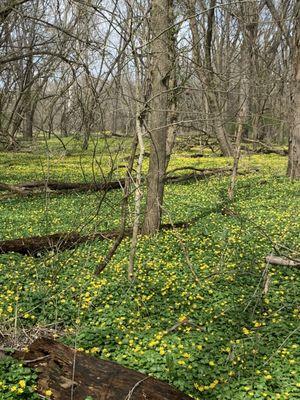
xmin=0 ymin=140 xmax=299 ymax=399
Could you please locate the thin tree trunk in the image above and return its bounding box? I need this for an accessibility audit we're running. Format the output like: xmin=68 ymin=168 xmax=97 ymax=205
xmin=228 ymin=7 xmax=250 ymax=199
xmin=228 ymin=96 xmax=246 ymax=200
xmin=23 ymin=51 xmax=34 ymax=141
xmin=128 ymin=103 xmax=145 ymax=281
xmin=188 ymin=0 xmax=233 ymax=157
xmin=165 ymin=5 xmax=178 ymax=169
xmin=94 ymin=136 xmax=138 ymax=275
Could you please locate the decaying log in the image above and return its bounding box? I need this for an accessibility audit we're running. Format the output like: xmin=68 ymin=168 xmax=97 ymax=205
xmin=254 ymin=147 xmax=288 ymax=156
xmin=166 ymin=167 xmax=232 ymax=183
xmin=166 ymin=167 xmax=258 ymax=184
xmin=166 ymin=166 xmax=231 ymax=175
xmin=0 ymin=167 xmax=258 ymax=199
xmin=0 ymin=167 xmax=228 ymax=194
xmin=13 ymin=337 xmax=192 ymax=400
xmin=0 ymin=221 xmax=189 ymax=255
xmin=0 ymin=168 xmax=232 ymax=194
xmin=181 ymin=153 xmax=204 ymax=158
xmin=0 ymin=182 xmax=26 ymax=194
xmin=241 ymin=139 xmax=288 ymax=156
xmin=0 ymin=179 xmax=125 ymax=195
xmin=266 ymin=255 xmax=300 ymax=267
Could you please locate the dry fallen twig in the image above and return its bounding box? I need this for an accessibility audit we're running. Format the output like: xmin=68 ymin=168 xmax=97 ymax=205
xmin=266 ymin=255 xmax=300 ymax=267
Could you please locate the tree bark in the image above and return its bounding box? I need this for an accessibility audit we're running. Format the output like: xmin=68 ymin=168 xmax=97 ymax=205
xmin=0 ymin=166 xmax=255 ymax=199
xmin=266 ymin=255 xmax=300 ymax=267
xmin=165 ymin=4 xmax=178 ymax=169
xmin=142 ymin=0 xmax=174 ymax=234
xmin=228 ymin=3 xmax=251 ymax=200
xmin=0 ymin=221 xmax=189 ymax=256
xmin=13 ymin=338 xmax=192 ymax=400
xmin=128 ymin=101 xmax=145 ymax=280
xmin=287 ymin=1 xmax=300 ymax=179
xmin=188 ymin=0 xmax=233 ymax=157
xmin=23 ymin=51 xmax=34 ymax=140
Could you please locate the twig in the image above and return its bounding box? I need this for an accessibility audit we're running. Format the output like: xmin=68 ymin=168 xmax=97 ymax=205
xmin=124 ymin=377 xmax=149 ymax=400
xmin=24 ymin=354 xmax=50 ymax=364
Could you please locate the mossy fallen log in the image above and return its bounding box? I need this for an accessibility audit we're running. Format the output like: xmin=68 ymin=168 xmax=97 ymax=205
xmin=13 ymin=337 xmax=193 ymax=400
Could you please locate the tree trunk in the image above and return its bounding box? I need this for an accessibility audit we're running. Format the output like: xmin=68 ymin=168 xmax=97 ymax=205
xmin=23 ymin=51 xmax=34 ymax=141
xmin=287 ymin=1 xmax=300 ymax=179
xmin=165 ymin=6 xmax=178 ymax=169
xmin=142 ymin=0 xmax=173 ymax=234
xmin=128 ymin=101 xmax=145 ymax=280
xmin=188 ymin=0 xmax=233 ymax=157
xmin=228 ymin=3 xmax=251 ymax=200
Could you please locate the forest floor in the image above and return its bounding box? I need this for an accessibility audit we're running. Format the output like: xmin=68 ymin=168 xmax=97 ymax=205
xmin=0 ymin=137 xmax=299 ymax=399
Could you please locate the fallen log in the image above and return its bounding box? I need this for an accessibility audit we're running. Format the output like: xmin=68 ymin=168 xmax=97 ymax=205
xmin=0 ymin=221 xmax=189 ymax=255
xmin=0 ymin=179 xmax=125 ymax=194
xmin=254 ymin=147 xmax=288 ymax=156
xmin=0 ymin=168 xmax=227 ymax=197
xmin=166 ymin=167 xmax=258 ymax=184
xmin=0 ymin=182 xmax=25 ymax=194
xmin=0 ymin=167 xmax=259 ymax=199
xmin=166 ymin=166 xmax=231 ymax=175
xmin=266 ymin=255 xmax=300 ymax=267
xmin=13 ymin=337 xmax=192 ymax=400
xmin=240 ymin=139 xmax=288 ymax=156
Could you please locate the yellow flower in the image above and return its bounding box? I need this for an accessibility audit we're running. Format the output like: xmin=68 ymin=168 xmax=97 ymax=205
xmin=44 ymin=389 xmax=53 ymax=397
xmin=242 ymin=327 xmax=251 ymax=335
xmin=178 ymin=315 xmax=187 ymax=322
xmin=194 ymin=383 xmax=205 ymax=392
xmin=90 ymin=347 xmax=100 ymax=354
xmin=159 ymin=348 xmax=165 ymax=355
xmin=208 ymin=360 xmax=215 ymax=366
xmin=264 ymin=374 xmax=272 ymax=380
xmin=18 ymin=380 xmax=26 ymax=388
xmin=209 ymin=379 xmax=219 ymax=389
